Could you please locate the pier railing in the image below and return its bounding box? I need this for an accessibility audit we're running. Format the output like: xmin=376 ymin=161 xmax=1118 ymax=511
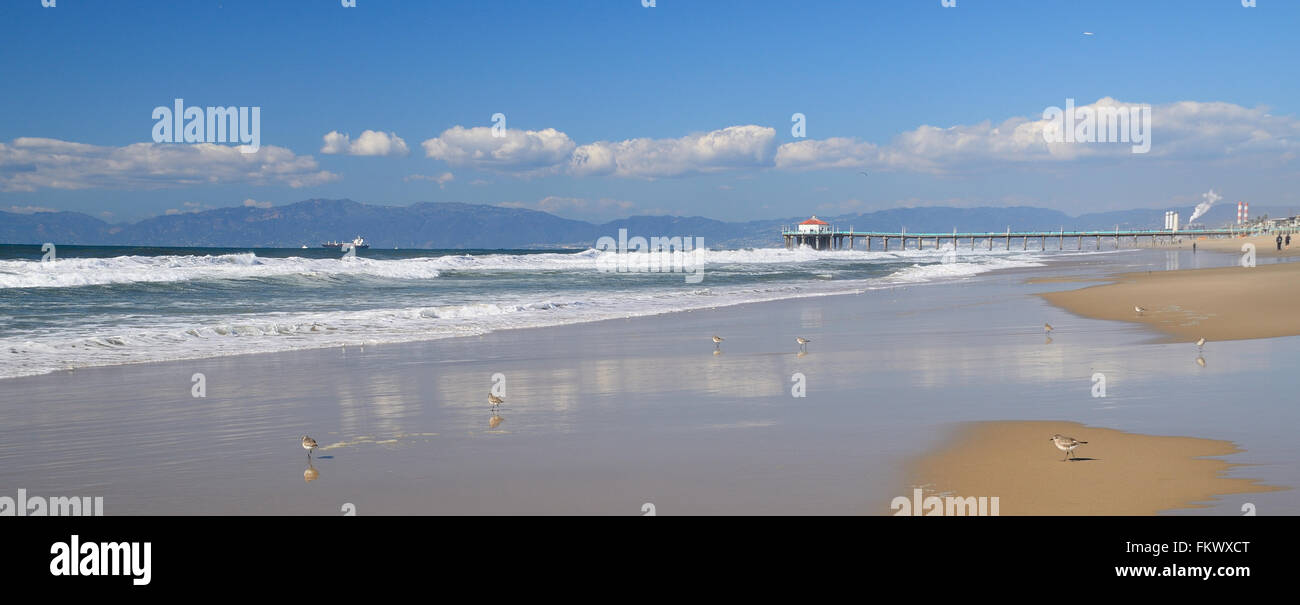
xmin=779 ymin=226 xmax=1278 ymax=251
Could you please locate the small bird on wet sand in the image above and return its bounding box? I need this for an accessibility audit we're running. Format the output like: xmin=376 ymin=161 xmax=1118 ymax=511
xmin=712 ymin=335 xmax=724 ymax=349
xmin=796 ymin=337 xmax=811 ymax=352
xmin=488 ymin=393 xmax=504 ymax=408
xmin=1134 ymin=306 xmax=1146 ymax=315
xmin=1196 ymin=337 xmax=1206 ymax=349
xmin=1044 ymin=323 xmax=1053 ymax=333
xmin=1050 ymin=434 xmax=1087 ymax=461
xmin=302 ymin=435 xmax=318 ymax=457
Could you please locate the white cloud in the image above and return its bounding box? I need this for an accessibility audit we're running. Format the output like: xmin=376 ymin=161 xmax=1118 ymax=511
xmin=421 ymin=126 xmax=575 ymax=174
xmin=242 ymin=198 xmax=272 ymax=208
xmin=569 ymin=125 xmax=776 ymax=178
xmin=4 ymin=205 xmax=56 ymax=214
xmin=776 ymin=98 xmax=1300 ymax=174
xmin=776 ymin=137 xmax=882 ymax=171
xmin=0 ymin=138 xmax=339 ymax=191
xmin=166 ymin=201 xmax=211 ymax=215
xmin=498 ymin=196 xmax=637 ymax=219
xmin=320 ymin=130 xmax=410 ymax=157
xmin=405 ymin=172 xmax=455 ymax=187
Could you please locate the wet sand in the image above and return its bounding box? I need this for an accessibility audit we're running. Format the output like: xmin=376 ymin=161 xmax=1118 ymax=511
xmin=902 ymin=421 xmax=1281 ymax=515
xmin=1039 ymin=261 xmax=1300 ymax=342
xmin=1 ymin=249 xmax=1294 ymax=515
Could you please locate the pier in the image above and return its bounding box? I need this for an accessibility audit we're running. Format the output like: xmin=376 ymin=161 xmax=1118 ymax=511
xmin=781 ymin=226 xmax=1261 ymax=251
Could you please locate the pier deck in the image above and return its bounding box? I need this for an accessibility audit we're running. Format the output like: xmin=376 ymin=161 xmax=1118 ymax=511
xmin=781 ymin=227 xmax=1265 ymax=251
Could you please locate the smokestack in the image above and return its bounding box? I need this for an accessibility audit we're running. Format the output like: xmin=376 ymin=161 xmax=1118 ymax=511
xmin=1172 ymin=212 xmax=1179 ymax=232
xmin=1238 ymin=201 xmax=1243 ymax=225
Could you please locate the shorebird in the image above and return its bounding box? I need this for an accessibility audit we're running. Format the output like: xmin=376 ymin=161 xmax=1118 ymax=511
xmin=488 ymin=393 xmax=504 ymax=408
xmin=1044 ymin=322 xmax=1054 ymax=333
xmin=796 ymin=337 xmax=811 ymax=352
xmin=302 ymin=435 xmax=318 ymax=458
xmin=1134 ymin=306 xmax=1146 ymax=315
xmin=1196 ymin=337 xmax=1206 ymax=349
xmin=712 ymin=335 xmax=724 ymax=349
xmin=1050 ymin=434 xmax=1087 ymax=461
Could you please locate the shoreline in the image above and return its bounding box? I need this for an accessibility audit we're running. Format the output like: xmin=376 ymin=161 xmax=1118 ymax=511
xmin=1135 ymin=233 xmax=1300 ymax=258
xmin=1038 ymin=261 xmax=1300 ymax=342
xmin=1 ymin=248 xmax=1060 ymax=381
xmin=901 ymin=421 xmax=1283 ymax=515
xmin=4 ymin=248 xmax=1296 ymax=514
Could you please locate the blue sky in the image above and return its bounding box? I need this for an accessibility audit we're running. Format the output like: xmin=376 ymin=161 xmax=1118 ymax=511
xmin=2 ymin=0 xmax=1298 ymax=223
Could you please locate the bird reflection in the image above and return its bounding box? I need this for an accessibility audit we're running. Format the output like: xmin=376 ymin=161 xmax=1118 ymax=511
xmin=796 ymin=350 xmax=808 ymax=358
xmin=304 ymin=460 xmax=320 ymax=483
xmin=489 ymin=413 xmax=505 ymax=429
xmin=1196 ymin=356 xmax=1206 ymax=368
xmin=713 ymin=349 xmax=722 ymax=356
xmin=1045 ymin=335 xmax=1053 ymax=345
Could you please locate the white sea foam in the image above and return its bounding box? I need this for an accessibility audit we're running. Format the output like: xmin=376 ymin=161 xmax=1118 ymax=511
xmin=0 ymin=246 xmax=1056 ymax=289
xmin=0 ymin=247 xmax=1065 ymax=378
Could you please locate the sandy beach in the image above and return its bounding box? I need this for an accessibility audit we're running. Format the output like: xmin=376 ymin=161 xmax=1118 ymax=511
xmin=1150 ymin=234 xmax=1300 ymax=258
xmin=902 ymin=421 xmax=1281 ymax=515
xmin=1 ymin=248 xmax=1294 ymax=515
xmin=1039 ymin=261 xmax=1300 ymax=342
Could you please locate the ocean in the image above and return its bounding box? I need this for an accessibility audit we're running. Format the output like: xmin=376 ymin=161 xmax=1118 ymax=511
xmin=0 ymin=243 xmax=1067 ymax=379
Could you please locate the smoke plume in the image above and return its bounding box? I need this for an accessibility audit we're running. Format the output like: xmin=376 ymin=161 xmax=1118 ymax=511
xmin=1189 ymin=189 xmax=1220 ymax=223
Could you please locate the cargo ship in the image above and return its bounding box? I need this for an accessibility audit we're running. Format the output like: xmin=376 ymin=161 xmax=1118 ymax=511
xmin=321 ymin=236 xmax=370 ymax=249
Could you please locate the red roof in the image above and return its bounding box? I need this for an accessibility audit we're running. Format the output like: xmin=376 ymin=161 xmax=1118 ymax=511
xmin=799 ymin=216 xmax=829 ymax=225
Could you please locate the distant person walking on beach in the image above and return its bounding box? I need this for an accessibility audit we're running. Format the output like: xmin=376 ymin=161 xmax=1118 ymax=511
xmin=1192 ymin=242 xmax=1197 ymax=253
xmin=1277 ymin=235 xmax=1284 ymax=251
xmin=1287 ymin=234 xmax=1292 ymax=248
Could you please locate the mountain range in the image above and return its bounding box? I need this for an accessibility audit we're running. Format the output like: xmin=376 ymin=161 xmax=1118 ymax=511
xmin=2 ymin=199 xmax=1294 ymax=249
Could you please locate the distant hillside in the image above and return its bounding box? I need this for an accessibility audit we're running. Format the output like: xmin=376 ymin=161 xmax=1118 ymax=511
xmin=2 ymin=199 xmax=1295 ymax=249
